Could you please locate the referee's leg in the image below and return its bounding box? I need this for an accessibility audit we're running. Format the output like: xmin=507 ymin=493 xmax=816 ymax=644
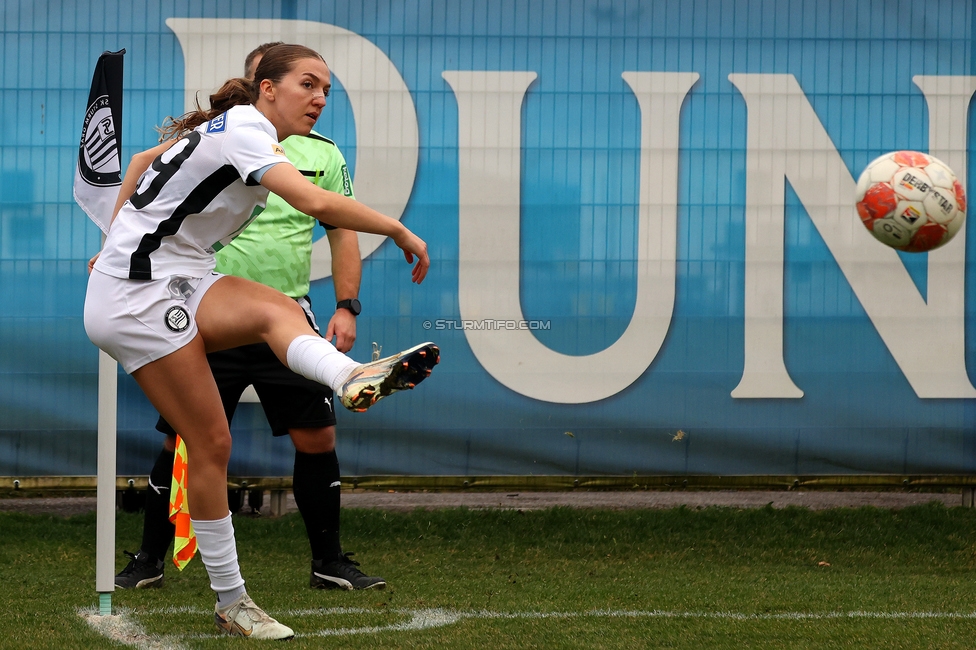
xmin=290 ymin=426 xmax=387 ymax=590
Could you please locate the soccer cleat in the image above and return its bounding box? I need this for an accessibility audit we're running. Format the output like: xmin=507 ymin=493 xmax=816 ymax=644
xmin=339 ymin=342 xmax=439 ymax=411
xmin=114 ymin=550 xmax=164 ymax=589
xmin=214 ymin=593 xmax=295 ymax=640
xmin=310 ymin=553 xmax=387 ymax=590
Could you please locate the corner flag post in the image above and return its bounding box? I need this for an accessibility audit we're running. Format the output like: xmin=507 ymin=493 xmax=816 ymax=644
xmin=73 ymin=49 xmax=125 ymax=616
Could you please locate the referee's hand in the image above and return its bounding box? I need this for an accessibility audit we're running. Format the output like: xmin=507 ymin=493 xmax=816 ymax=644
xmin=327 ymin=309 xmax=357 ymax=353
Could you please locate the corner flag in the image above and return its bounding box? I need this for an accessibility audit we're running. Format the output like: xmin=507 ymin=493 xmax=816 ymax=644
xmin=76 ymin=49 xmax=125 ymax=616
xmin=73 ymin=49 xmax=125 ymax=234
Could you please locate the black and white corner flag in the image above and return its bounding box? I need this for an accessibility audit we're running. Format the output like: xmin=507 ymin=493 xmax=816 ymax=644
xmin=73 ymin=49 xmax=125 ymax=235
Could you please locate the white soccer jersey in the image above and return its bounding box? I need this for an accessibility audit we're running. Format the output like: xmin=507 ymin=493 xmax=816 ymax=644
xmin=94 ymin=104 xmax=290 ymax=280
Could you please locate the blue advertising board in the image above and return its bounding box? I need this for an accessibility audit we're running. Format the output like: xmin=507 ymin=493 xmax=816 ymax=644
xmin=1 ymin=0 xmax=975 ymax=478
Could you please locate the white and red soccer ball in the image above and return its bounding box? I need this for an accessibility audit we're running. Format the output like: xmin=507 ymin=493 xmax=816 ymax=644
xmin=855 ymin=150 xmax=966 ymax=253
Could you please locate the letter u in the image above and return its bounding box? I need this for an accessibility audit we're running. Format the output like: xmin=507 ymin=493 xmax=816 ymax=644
xmin=443 ymin=71 xmax=698 ymax=403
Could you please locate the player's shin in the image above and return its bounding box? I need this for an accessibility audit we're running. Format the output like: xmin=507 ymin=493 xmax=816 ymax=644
xmin=191 ymin=513 xmax=246 ymax=605
xmin=286 ymin=334 xmax=359 ymax=390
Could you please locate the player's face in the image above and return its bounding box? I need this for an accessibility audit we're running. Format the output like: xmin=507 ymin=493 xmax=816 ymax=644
xmin=260 ymin=57 xmax=331 ymax=139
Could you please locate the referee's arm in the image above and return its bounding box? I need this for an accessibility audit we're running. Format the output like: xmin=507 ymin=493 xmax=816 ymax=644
xmin=325 ymin=226 xmax=361 ymax=353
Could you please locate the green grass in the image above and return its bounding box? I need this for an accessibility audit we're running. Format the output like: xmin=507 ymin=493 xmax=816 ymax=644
xmin=4 ymin=502 xmax=976 ymax=648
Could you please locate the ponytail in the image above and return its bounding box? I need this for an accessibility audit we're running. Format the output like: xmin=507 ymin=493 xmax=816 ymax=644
xmin=155 ymin=44 xmax=325 ymax=141
xmin=156 ymin=77 xmax=257 ymax=141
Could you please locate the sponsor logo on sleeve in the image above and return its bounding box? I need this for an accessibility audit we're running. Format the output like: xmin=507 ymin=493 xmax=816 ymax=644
xmin=206 ymin=113 xmax=226 ymax=133
xmin=340 ymin=164 xmax=352 ymax=196
xmin=272 ymin=144 xmax=286 ymax=156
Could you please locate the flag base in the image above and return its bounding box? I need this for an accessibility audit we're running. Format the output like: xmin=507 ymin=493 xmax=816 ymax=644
xmin=98 ymin=592 xmax=112 ymax=616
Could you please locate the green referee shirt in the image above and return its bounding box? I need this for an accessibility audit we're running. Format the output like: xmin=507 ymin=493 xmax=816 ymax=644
xmin=214 ymin=130 xmax=355 ymax=298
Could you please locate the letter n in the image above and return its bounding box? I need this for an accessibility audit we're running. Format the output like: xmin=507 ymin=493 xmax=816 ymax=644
xmin=729 ymin=73 xmax=976 ymax=398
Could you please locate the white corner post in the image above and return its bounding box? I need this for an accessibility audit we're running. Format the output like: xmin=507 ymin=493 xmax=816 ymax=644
xmin=95 ymin=347 xmax=119 ymax=613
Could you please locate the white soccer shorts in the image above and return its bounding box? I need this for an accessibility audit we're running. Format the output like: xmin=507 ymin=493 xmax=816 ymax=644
xmin=84 ymin=269 xmax=224 ymax=373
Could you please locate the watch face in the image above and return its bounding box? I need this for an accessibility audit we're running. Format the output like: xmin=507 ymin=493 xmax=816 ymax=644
xmin=339 ymin=299 xmax=361 ymax=315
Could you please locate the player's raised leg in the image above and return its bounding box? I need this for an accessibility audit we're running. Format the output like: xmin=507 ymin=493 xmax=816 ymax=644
xmin=194 ymin=275 xmax=439 ymax=412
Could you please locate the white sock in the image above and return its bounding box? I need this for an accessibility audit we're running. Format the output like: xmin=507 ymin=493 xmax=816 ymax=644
xmin=192 ymin=512 xmax=246 ymax=605
xmin=286 ymin=334 xmax=360 ymax=390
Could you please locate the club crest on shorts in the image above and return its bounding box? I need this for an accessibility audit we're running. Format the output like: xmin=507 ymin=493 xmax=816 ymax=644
xmin=165 ymin=306 xmax=191 ymax=332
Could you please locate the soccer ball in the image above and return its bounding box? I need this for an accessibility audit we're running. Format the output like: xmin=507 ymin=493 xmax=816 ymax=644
xmin=855 ymin=150 xmax=966 ymax=253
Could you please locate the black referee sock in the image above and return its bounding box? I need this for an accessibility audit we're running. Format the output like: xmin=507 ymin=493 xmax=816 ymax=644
xmin=293 ymin=450 xmax=342 ymax=561
xmin=141 ymin=447 xmax=176 ymax=564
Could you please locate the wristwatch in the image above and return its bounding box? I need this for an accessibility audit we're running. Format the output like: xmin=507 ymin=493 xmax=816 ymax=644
xmin=336 ymin=298 xmax=362 ymax=316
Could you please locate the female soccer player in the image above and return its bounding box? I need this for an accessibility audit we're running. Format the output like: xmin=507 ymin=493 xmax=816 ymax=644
xmin=115 ymin=42 xmax=386 ymax=596
xmin=84 ymin=44 xmax=438 ymax=640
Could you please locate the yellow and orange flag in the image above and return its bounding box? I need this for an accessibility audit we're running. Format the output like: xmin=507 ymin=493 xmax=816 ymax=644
xmin=168 ymin=435 xmax=197 ymax=569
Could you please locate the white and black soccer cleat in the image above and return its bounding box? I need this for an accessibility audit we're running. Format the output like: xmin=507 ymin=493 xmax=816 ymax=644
xmin=339 ymin=342 xmax=439 ymax=412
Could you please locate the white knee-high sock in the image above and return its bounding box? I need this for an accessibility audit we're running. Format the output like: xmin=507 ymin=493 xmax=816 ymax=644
xmin=286 ymin=335 xmax=360 ymax=390
xmin=192 ymin=513 xmax=246 ymax=605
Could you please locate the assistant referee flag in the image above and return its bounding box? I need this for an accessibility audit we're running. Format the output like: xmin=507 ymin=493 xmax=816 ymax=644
xmin=73 ymin=49 xmax=125 ymax=234
xmin=169 ymin=435 xmax=197 ymax=569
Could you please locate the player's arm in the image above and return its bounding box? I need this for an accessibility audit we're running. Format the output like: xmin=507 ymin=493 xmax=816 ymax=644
xmin=325 ymin=227 xmax=361 ymax=353
xmin=260 ymin=162 xmax=429 ymax=283
xmin=88 ymin=139 xmax=179 ymax=273
xmin=111 ymin=140 xmax=178 ymax=223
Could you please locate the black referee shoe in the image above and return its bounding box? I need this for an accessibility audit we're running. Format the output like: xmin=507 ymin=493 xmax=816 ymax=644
xmin=115 ymin=550 xmax=164 ymax=589
xmin=310 ymin=553 xmax=387 ymax=590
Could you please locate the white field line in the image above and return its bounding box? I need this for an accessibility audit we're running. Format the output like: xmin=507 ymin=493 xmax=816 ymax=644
xmin=148 ymin=605 xmax=976 ymax=620
xmin=81 ymin=606 xmax=976 ymax=646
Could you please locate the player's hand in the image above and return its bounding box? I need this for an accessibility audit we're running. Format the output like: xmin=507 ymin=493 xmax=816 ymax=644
xmin=394 ymin=229 xmax=430 ymax=284
xmin=326 ymin=308 xmax=357 ymax=353
xmin=87 ymin=252 xmax=100 ymax=274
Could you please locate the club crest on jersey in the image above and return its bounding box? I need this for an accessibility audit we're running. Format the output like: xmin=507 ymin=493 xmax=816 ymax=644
xmin=164 ymin=306 xmax=191 ymax=332
xmin=79 ymin=95 xmax=121 ymax=187
xmin=272 ymin=143 xmax=286 ymax=156
xmin=206 ymin=113 xmax=227 ymax=133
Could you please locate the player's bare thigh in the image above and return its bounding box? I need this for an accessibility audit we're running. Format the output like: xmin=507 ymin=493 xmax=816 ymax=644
xmin=194 ymin=275 xmax=313 ymax=357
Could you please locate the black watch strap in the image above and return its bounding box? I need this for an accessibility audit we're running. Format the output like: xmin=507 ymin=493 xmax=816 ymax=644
xmin=336 ymin=298 xmax=361 ymax=316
